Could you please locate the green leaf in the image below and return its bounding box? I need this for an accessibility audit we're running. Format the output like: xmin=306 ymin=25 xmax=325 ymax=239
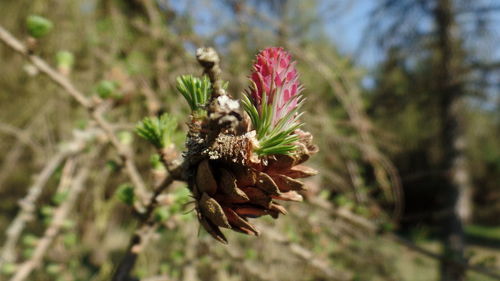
xmin=242 ymin=91 xmax=303 ymax=156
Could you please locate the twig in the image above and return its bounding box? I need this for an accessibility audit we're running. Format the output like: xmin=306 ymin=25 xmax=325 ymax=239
xmin=0 ymin=105 xmax=53 ymax=191
xmin=309 ymin=197 xmax=500 ymax=280
xmin=0 ymin=130 xmax=91 ymax=268
xmin=0 ymin=122 xmax=42 ymax=156
xmin=0 ymin=25 xmax=148 ymax=201
xmin=195 ymin=47 xmax=225 ymax=99
xmin=112 ymin=160 xmax=184 ymax=281
xmin=141 ymin=275 xmax=173 ymax=281
xmin=259 ymin=225 xmax=352 ymax=281
xmin=9 ymin=156 xmax=92 ymax=281
xmin=387 ymin=234 xmax=500 ymax=280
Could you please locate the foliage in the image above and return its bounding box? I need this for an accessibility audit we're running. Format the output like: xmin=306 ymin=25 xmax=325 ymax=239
xmin=136 ymin=113 xmax=178 ymax=149
xmin=0 ymin=1 xmax=498 ymax=281
xmin=176 ymin=75 xmax=212 ymax=117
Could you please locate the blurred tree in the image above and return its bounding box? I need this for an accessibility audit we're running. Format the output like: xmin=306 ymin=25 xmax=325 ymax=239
xmin=367 ymin=0 xmax=500 ymax=280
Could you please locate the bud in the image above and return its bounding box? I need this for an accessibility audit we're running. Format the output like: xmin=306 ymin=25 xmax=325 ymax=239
xmin=21 ymin=234 xmax=39 ymax=247
xmin=153 ymin=207 xmax=171 ymax=223
xmin=118 ymin=131 xmax=133 ymax=146
xmin=242 ymin=47 xmax=304 ymax=155
xmin=52 ymin=190 xmax=69 ymax=205
xmin=26 ymin=15 xmax=53 ymax=38
xmin=1 ymin=263 xmax=17 ymax=275
xmin=46 ymin=263 xmax=62 ymax=275
xmin=249 ymin=47 xmax=301 ymax=120
xmin=115 ymin=184 xmax=135 ymax=205
xmin=136 ymin=113 xmax=177 ymax=149
xmin=56 ymin=51 xmax=75 ymax=76
xmin=96 ymin=80 xmax=119 ymax=99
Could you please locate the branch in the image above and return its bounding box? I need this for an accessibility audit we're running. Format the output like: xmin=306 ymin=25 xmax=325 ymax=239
xmin=0 ymin=24 xmax=148 ymax=201
xmin=0 ymin=129 xmax=93 ymax=268
xmin=387 ymin=234 xmax=500 ymax=280
xmin=310 ymin=197 xmax=500 ymax=280
xmin=0 ymin=122 xmax=42 ymax=157
xmin=195 ymin=47 xmax=225 ymax=99
xmin=112 ymin=160 xmax=184 ymax=281
xmin=9 ymin=156 xmax=92 ymax=281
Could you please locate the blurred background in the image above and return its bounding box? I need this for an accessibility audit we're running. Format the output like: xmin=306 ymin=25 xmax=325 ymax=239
xmin=0 ymin=0 xmax=499 ymax=280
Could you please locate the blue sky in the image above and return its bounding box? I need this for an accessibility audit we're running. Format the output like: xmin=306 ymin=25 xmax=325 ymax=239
xmin=167 ymin=0 xmax=379 ymax=66
xmin=167 ymin=0 xmax=499 ymax=105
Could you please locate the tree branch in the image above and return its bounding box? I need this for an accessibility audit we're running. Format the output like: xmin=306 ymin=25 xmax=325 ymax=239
xmin=0 ymin=129 xmax=94 ymax=268
xmin=112 ymin=159 xmax=184 ymax=281
xmin=9 ymin=155 xmax=92 ymax=281
xmin=0 ymin=24 xmax=148 ymax=201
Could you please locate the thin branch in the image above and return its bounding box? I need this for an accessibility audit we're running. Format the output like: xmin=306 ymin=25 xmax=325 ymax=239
xmin=141 ymin=275 xmax=173 ymax=281
xmin=112 ymin=159 xmax=184 ymax=281
xmin=0 ymin=122 xmax=42 ymax=156
xmin=387 ymin=234 xmax=500 ymax=280
xmin=0 ymin=102 xmax=53 ymax=192
xmin=9 ymin=156 xmax=92 ymax=281
xmin=0 ymin=25 xmax=148 ymax=201
xmin=309 ymin=197 xmax=500 ymax=280
xmin=0 ymin=130 xmax=93 ymax=268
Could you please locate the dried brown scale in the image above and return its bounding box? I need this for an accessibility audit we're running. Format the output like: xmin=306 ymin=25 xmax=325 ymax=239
xmin=189 ymin=47 xmax=318 ymax=243
xmin=188 ymin=127 xmax=318 ymax=242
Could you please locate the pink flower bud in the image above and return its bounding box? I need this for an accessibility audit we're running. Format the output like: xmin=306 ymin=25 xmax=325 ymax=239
xmin=248 ymin=47 xmax=302 ymax=125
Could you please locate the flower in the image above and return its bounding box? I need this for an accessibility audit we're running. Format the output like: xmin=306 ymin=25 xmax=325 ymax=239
xmin=242 ymin=47 xmax=304 ymax=155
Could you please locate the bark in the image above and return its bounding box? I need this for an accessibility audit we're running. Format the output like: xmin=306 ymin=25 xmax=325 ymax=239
xmin=434 ymin=0 xmax=473 ymax=280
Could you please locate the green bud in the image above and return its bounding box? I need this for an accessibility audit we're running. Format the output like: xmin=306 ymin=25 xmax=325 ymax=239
xmin=1 ymin=263 xmax=17 ymax=275
xmin=171 ymin=250 xmax=184 ymax=263
xmin=115 ymin=184 xmax=135 ymax=205
xmin=245 ymin=248 xmax=257 ymax=260
xmin=46 ymin=263 xmax=62 ymax=275
xmin=21 ymin=234 xmax=38 ymax=247
xmin=96 ymin=80 xmax=117 ymax=99
xmin=22 ymin=248 xmax=34 ymax=259
xmin=354 ymin=205 xmax=369 ymax=216
xmin=26 ymin=15 xmax=53 ymax=38
xmin=75 ymin=119 xmax=87 ymax=129
xmin=118 ymin=131 xmax=133 ymax=145
xmin=56 ymin=51 xmax=74 ymax=70
xmin=106 ymin=160 xmax=120 ymax=172
xmin=40 ymin=205 xmax=54 ymax=217
xmin=136 ymin=113 xmax=177 ymax=149
xmin=160 ymin=263 xmax=170 ymax=274
xmin=150 ymin=154 xmax=165 ymax=171
xmin=381 ymin=222 xmax=395 ymax=232
xmin=52 ymin=191 xmax=69 ymax=205
xmin=43 ymin=217 xmax=52 ymax=225
xmin=318 ymin=190 xmax=330 ymax=200
xmin=63 ymin=232 xmax=78 ymax=247
xmin=153 ymin=207 xmax=171 ymax=223
xmin=62 ymin=219 xmax=75 ymax=230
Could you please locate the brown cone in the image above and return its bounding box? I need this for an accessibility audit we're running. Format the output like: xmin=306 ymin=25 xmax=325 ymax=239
xmin=191 ymin=132 xmax=318 ymax=243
